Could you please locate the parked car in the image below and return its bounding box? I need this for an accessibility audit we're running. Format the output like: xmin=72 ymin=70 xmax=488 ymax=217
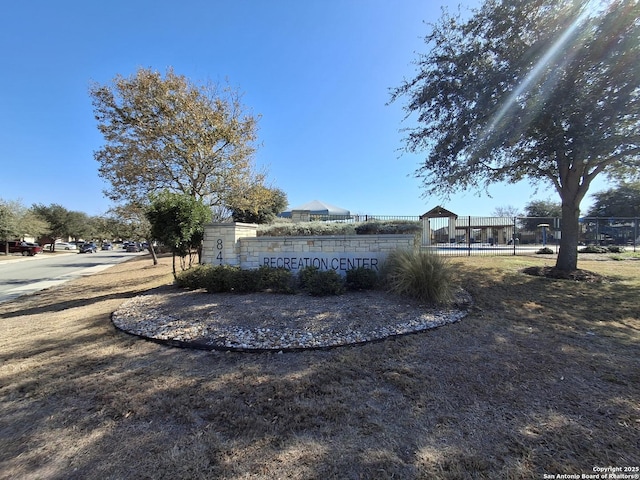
xmin=126 ymin=242 xmax=141 ymax=252
xmin=42 ymin=242 xmax=76 ymax=251
xmin=0 ymin=241 xmax=43 ymax=256
xmin=101 ymin=242 xmax=113 ymax=250
xmin=79 ymin=242 xmax=97 ymax=253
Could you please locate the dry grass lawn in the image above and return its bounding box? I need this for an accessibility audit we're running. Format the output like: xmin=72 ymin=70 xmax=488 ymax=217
xmin=0 ymin=254 xmax=638 ymax=479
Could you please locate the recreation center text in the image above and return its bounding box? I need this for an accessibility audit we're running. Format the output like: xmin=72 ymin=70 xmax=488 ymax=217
xmin=260 ymin=255 xmax=380 ymax=272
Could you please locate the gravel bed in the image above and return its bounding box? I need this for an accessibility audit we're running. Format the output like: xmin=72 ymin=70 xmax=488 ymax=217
xmin=112 ymin=286 xmax=471 ymax=351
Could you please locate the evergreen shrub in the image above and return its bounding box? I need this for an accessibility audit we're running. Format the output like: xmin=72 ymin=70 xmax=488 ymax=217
xmin=228 ymin=268 xmax=261 ymax=293
xmin=202 ymin=265 xmax=240 ymax=293
xmin=257 ymin=220 xmax=420 ymax=237
xmin=258 ymin=221 xmax=355 ymax=237
xmin=536 ymin=247 xmax=554 ymax=254
xmin=354 ymin=221 xmax=421 ymax=235
xmin=346 ymin=267 xmax=378 ymax=290
xmin=175 ymin=264 xmax=213 ymax=290
xmin=579 ymin=245 xmax=608 ymax=253
xmin=257 ymin=266 xmax=296 ymax=294
xmin=176 ymin=265 xmax=297 ymax=294
xmin=178 ymin=264 xmax=390 ymax=296
xmin=303 ymin=269 xmax=345 ymax=296
xmin=298 ymin=266 xmax=320 ymax=290
xmin=354 ymin=222 xmax=380 ymax=234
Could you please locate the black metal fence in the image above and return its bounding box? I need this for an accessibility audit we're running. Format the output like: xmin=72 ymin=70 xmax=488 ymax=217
xmin=579 ymin=217 xmax=639 ymax=248
xmin=420 ymin=216 xmax=638 ymax=256
xmin=297 ymin=214 xmax=638 ymax=256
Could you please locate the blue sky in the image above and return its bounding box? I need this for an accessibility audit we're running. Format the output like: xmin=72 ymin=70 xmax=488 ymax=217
xmin=0 ymin=0 xmax=609 ymax=217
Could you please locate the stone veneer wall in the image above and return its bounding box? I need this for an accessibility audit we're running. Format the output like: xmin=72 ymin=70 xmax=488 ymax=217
xmin=202 ymin=222 xmax=258 ymax=267
xmin=202 ymin=223 xmax=415 ymax=274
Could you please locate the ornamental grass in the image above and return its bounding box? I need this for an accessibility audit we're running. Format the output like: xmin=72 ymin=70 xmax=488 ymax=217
xmin=381 ymin=248 xmax=455 ymax=304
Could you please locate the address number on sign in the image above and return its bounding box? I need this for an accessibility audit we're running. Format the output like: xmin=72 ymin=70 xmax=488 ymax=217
xmin=216 ymin=239 xmax=223 ymax=264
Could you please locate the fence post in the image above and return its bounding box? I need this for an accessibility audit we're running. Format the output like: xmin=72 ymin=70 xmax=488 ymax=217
xmin=513 ymin=217 xmax=517 ymax=256
xmin=467 ymin=216 xmax=471 ymax=257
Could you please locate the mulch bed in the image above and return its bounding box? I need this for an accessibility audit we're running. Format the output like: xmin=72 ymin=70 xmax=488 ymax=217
xmin=521 ymin=265 xmax=604 ymax=282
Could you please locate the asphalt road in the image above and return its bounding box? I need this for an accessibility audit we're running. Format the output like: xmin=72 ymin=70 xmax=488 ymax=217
xmin=0 ymin=249 xmax=147 ymax=303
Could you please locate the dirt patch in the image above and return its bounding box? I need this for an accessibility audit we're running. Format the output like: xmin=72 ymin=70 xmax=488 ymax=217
xmin=521 ymin=265 xmax=605 ymax=282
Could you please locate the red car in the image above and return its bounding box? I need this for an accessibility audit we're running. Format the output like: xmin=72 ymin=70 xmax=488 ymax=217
xmin=0 ymin=241 xmax=43 ymax=256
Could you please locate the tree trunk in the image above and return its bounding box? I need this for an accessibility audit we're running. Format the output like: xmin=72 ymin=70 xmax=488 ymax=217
xmin=555 ymin=200 xmax=581 ymax=272
xmin=172 ymin=253 xmax=177 ymax=279
xmin=148 ymin=242 xmax=158 ymax=265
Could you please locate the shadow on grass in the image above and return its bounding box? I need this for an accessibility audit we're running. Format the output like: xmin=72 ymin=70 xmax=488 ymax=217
xmin=0 ymin=271 xmax=172 ymax=319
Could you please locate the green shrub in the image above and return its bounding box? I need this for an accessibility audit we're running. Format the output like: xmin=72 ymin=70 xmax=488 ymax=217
xmin=380 ymin=222 xmax=421 ymax=234
xmin=257 ymin=219 xmax=421 ymax=237
xmin=175 ymin=264 xmax=212 ymax=290
xmin=354 ymin=222 xmax=380 ymax=234
xmin=177 ymin=265 xmax=297 ymax=294
xmin=346 ymin=267 xmax=378 ymax=290
xmin=298 ymin=266 xmax=320 ymax=289
xmin=354 ymin=221 xmax=421 ymax=235
xmin=228 ymin=268 xmax=261 ymax=293
xmin=177 ymin=264 xmax=348 ymax=296
xmin=200 ymin=265 xmax=240 ymax=293
xmin=579 ymin=245 xmax=608 ymax=253
xmin=257 ymin=266 xmax=296 ymax=294
xmin=304 ymin=269 xmax=345 ymax=296
xmin=607 ymin=245 xmax=625 ymax=253
xmin=536 ymin=247 xmax=554 ymax=254
xmin=257 ymin=221 xmax=356 ymax=237
xmin=380 ymin=249 xmax=454 ymax=304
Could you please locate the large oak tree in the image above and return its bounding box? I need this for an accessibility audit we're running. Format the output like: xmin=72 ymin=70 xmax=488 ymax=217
xmin=0 ymin=200 xmax=49 ymax=249
xmin=90 ymin=67 xmax=265 ymax=211
xmin=31 ymin=204 xmax=75 ymax=249
xmin=391 ymin=0 xmax=640 ymax=271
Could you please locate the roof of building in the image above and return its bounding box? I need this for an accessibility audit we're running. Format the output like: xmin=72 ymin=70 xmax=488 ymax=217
xmin=285 ymin=200 xmax=351 ymax=216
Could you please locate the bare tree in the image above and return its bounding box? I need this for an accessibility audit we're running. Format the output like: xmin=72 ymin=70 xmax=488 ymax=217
xmin=491 ymin=205 xmax=522 ymax=218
